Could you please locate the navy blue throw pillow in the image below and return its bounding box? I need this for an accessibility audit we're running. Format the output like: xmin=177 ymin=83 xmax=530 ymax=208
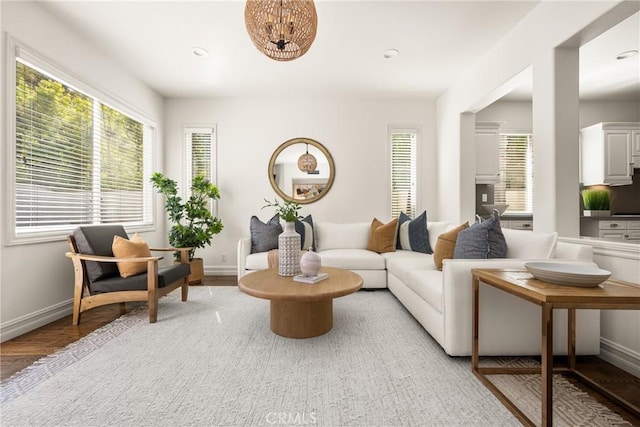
xmin=396 ymin=211 xmax=432 ymax=254
xmin=294 ymin=215 xmax=314 ymax=250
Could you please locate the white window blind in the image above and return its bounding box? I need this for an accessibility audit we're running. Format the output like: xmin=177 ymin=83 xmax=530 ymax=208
xmin=13 ymin=55 xmax=153 ymax=239
xmin=185 ymin=127 xmax=216 ymax=211
xmin=390 ymin=129 xmax=417 ymax=218
xmin=185 ymin=127 xmax=215 ymax=186
xmin=495 ymin=134 xmax=533 ymax=214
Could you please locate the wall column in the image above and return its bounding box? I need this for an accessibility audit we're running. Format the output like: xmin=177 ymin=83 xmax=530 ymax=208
xmin=532 ymin=47 xmax=580 ymax=236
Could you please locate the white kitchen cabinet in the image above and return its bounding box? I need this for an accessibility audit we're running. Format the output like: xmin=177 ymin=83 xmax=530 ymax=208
xmin=580 ymin=122 xmax=638 ymax=186
xmin=475 ymin=122 xmax=503 ymax=184
xmin=598 ymin=220 xmax=640 ymax=242
xmin=633 ymin=130 xmax=640 ymax=167
xmin=501 ymin=219 xmax=533 ymax=231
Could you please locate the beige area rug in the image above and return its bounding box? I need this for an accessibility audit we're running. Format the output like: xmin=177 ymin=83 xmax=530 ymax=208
xmin=0 ymin=287 xmax=630 ymax=427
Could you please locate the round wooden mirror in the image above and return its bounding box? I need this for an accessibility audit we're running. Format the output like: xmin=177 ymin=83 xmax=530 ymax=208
xmin=268 ymin=138 xmax=335 ymax=204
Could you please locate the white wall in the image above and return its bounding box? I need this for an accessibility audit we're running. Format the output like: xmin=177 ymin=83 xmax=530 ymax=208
xmin=435 ymin=1 xmax=628 ymax=226
xmin=164 ymin=97 xmax=436 ymax=273
xmin=0 ymin=2 xmax=165 ymax=341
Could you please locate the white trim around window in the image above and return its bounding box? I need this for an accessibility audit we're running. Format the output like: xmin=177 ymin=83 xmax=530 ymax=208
xmin=5 ymin=35 xmax=158 ymax=245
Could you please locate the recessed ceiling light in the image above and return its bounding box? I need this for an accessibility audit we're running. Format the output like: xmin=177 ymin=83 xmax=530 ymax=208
xmin=383 ymin=49 xmax=399 ymax=60
xmin=616 ymin=50 xmax=638 ymax=60
xmin=192 ymin=47 xmax=209 ymax=57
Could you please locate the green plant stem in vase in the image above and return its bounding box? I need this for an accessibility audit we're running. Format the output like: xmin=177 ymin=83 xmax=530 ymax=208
xmin=262 ymin=198 xmax=303 ymax=222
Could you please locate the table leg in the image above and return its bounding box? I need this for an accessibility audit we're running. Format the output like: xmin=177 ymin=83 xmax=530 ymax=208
xmin=270 ymin=299 xmax=333 ymax=338
xmin=568 ymin=308 xmax=576 ymax=371
xmin=472 ymin=274 xmax=479 ymax=372
xmin=541 ymin=304 xmax=553 ymax=427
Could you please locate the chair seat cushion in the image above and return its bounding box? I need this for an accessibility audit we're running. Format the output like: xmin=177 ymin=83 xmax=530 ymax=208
xmin=89 ymin=263 xmax=191 ymax=294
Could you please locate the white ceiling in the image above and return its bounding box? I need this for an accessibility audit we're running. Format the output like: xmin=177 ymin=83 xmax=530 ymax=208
xmin=38 ymin=1 xmax=639 ymax=101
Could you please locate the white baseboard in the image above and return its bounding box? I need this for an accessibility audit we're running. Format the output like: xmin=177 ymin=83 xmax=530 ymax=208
xmin=204 ymin=265 xmax=237 ymax=276
xmin=599 ymin=337 xmax=640 ymax=378
xmin=1 ymin=299 xmax=73 ymax=343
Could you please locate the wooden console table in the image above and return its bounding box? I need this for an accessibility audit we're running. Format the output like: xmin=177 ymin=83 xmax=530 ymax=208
xmin=471 ymin=268 xmax=640 ymax=427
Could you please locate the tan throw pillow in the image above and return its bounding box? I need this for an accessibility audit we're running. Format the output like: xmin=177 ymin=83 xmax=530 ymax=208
xmin=367 ymin=218 xmax=399 ymax=254
xmin=112 ymin=233 xmax=152 ymax=278
xmin=433 ymin=222 xmax=469 ymax=271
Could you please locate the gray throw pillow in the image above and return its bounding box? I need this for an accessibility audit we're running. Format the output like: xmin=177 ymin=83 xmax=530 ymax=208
xmin=453 ymin=210 xmax=507 ymax=259
xmin=453 ymin=226 xmax=490 ymax=259
xmin=250 ymin=214 xmax=282 ymax=253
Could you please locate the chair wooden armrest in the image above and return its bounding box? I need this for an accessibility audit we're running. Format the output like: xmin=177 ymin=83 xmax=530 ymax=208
xmin=65 ymin=252 xmax=162 ymax=263
xmin=148 ymin=247 xmax=193 ymax=263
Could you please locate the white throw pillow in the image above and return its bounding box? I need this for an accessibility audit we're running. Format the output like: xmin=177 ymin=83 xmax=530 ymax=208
xmin=502 ymin=228 xmax=558 ymax=259
xmin=314 ymin=222 xmax=370 ymax=251
xmin=427 ymin=221 xmax=451 ymax=252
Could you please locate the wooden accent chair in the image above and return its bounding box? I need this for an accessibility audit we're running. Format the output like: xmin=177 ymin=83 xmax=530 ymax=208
xmin=66 ymin=225 xmax=191 ymax=325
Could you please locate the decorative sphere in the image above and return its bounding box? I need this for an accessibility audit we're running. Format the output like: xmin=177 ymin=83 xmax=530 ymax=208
xmin=300 ymin=248 xmax=321 ymax=277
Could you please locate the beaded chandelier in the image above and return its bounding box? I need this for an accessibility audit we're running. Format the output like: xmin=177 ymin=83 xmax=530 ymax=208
xmin=245 ymin=0 xmax=318 ymax=61
xmin=297 ymin=144 xmax=317 ymax=172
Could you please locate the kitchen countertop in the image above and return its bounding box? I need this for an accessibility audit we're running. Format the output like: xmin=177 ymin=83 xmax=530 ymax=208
xmin=580 ymin=214 xmax=640 ymax=219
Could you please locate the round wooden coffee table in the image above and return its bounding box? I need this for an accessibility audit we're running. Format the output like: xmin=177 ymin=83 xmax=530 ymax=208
xmin=238 ymin=267 xmax=363 ymax=338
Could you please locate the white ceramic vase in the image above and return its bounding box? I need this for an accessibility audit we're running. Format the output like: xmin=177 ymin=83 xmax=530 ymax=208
xmin=300 ymin=248 xmax=321 ymax=277
xmin=278 ymin=222 xmax=301 ymax=276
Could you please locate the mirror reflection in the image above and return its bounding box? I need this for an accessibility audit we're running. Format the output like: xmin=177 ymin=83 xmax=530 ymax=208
xmin=268 ymin=138 xmax=335 ymax=204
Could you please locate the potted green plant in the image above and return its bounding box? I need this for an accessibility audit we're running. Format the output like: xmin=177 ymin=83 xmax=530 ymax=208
xmin=151 ymin=172 xmax=223 ymax=284
xmin=262 ymin=198 xmax=303 ymax=222
xmin=581 ymin=188 xmax=611 ymax=217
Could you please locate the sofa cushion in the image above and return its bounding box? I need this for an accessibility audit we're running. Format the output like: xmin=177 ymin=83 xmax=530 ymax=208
xmin=397 ymin=211 xmax=432 ymax=254
xmin=315 ymin=222 xmax=370 ymax=250
xmin=427 ymin=221 xmax=451 ymax=252
xmin=73 ymin=225 xmax=129 ymax=282
xmin=433 ymin=222 xmax=468 ymax=270
xmin=503 ymin=228 xmax=557 ymax=259
xmin=384 ymin=250 xmax=436 ymax=283
xmin=295 ymin=215 xmax=314 ymax=250
xmin=112 ymin=233 xmax=152 ymax=278
xmin=454 ymin=211 xmax=507 ymax=259
xmin=405 ymin=269 xmax=444 ymax=313
xmin=367 ymin=218 xmax=398 ymax=253
xmin=250 ymin=214 xmax=282 ymax=253
xmin=318 ymin=249 xmax=386 ymax=270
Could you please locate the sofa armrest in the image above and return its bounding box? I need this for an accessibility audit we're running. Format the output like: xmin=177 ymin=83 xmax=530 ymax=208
xmin=441 ymin=258 xmax=597 ymax=355
xmin=555 ymin=241 xmax=593 ymax=261
xmin=237 ymin=236 xmax=252 ymax=278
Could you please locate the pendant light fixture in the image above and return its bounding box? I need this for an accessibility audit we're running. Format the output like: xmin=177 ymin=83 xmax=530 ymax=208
xmin=298 ymin=143 xmax=317 ymax=173
xmin=245 ymin=0 xmax=318 ymax=61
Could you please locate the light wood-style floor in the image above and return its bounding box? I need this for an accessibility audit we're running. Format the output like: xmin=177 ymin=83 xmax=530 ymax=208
xmin=1 ymin=276 xmax=638 ymax=425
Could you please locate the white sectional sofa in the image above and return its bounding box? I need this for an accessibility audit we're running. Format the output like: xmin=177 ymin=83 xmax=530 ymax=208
xmin=237 ymin=220 xmax=600 ymax=357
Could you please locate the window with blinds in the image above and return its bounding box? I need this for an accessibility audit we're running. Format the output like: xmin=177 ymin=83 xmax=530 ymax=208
xmin=13 ymin=55 xmax=153 ymax=239
xmin=495 ymin=134 xmax=533 ymax=214
xmin=185 ymin=127 xmax=215 ymax=184
xmin=390 ymin=129 xmax=417 ymax=219
xmin=185 ymin=127 xmax=216 ymax=210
